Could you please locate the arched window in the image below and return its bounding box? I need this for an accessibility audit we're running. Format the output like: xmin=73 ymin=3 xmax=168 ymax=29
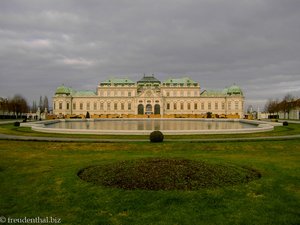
xmin=154 ymin=104 xmax=160 ymax=114
xmin=138 ymin=104 xmax=144 ymax=114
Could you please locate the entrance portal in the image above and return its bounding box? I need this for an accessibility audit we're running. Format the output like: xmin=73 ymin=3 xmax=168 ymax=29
xmin=146 ymin=104 xmax=152 ymax=114
xmin=154 ymin=104 xmax=160 ymax=114
xmin=138 ymin=104 xmax=144 ymax=115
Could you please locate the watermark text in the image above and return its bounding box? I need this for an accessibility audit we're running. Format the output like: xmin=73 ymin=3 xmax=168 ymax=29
xmin=0 ymin=216 xmax=61 ymax=224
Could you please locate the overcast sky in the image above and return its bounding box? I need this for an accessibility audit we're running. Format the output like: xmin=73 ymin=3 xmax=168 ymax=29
xmin=1 ymin=0 xmax=300 ymax=110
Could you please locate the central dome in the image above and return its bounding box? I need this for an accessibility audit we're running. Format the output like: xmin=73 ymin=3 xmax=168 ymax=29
xmin=55 ymin=85 xmax=73 ymax=95
xmin=227 ymin=84 xmax=243 ymax=95
xmin=137 ymin=74 xmax=161 ymax=84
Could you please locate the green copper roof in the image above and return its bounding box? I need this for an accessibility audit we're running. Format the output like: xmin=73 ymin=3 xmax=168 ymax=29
xmin=72 ymin=90 xmax=96 ymax=97
xmin=200 ymin=84 xmax=244 ymax=97
xmin=163 ymin=77 xmax=197 ymax=84
xmin=137 ymin=75 xmax=161 ymax=84
xmin=227 ymin=84 xmax=243 ymax=95
xmin=55 ymin=85 xmax=96 ymax=96
xmin=200 ymin=90 xmax=226 ymax=97
xmin=55 ymin=85 xmax=73 ymax=95
xmin=101 ymin=78 xmax=135 ymax=85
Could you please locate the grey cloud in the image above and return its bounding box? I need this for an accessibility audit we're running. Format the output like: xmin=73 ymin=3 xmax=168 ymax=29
xmin=0 ymin=0 xmax=299 ymax=109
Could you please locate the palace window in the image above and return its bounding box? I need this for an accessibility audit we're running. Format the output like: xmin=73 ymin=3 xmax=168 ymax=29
xmin=114 ymin=103 xmax=118 ymax=110
xmin=208 ymin=102 xmax=211 ymax=110
xmin=94 ymin=102 xmax=97 ymax=110
xmin=73 ymin=103 xmax=76 ymax=110
xmin=174 ymin=102 xmax=177 ymax=110
xmin=222 ymin=102 xmax=225 ymax=110
xmin=235 ymin=101 xmax=239 ymax=110
xmin=107 ymin=102 xmax=111 ymax=110
xmin=180 ymin=102 xmax=184 ymax=110
xmin=100 ymin=102 xmax=104 ymax=110
xmin=128 ymin=91 xmax=131 ymax=97
xmin=228 ymin=102 xmax=231 ymax=110
xmin=87 ymin=102 xmax=90 ymax=110
xmin=66 ymin=103 xmax=70 ymax=110
xmin=194 ymin=103 xmax=198 ymax=110
xmin=167 ymin=103 xmax=170 ymax=110
xmin=187 ymin=103 xmax=191 ymax=110
xmin=59 ymin=102 xmax=62 ymax=110
xmin=215 ymin=102 xmax=218 ymax=110
xmin=128 ymin=103 xmax=131 ymax=110
xmin=187 ymin=91 xmax=191 ymax=97
xmin=121 ymin=103 xmax=124 ymax=110
xmin=80 ymin=103 xmax=83 ymax=110
xmin=201 ymin=102 xmax=204 ymax=110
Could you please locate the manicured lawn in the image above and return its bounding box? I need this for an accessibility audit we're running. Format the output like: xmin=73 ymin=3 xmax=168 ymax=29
xmin=0 ymin=139 xmax=299 ymax=224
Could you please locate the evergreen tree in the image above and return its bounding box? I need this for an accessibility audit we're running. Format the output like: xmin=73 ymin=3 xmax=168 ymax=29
xmin=43 ymin=96 xmax=49 ymax=112
xmin=32 ymin=101 xmax=37 ymax=112
xmin=39 ymin=96 xmax=43 ymax=112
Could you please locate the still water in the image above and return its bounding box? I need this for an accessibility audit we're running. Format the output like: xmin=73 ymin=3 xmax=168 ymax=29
xmin=46 ymin=120 xmax=256 ymax=131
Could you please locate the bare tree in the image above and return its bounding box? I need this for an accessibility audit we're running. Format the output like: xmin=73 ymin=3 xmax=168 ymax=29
xmin=279 ymin=94 xmax=294 ymax=119
xmin=9 ymin=94 xmax=28 ymax=118
xmin=264 ymin=99 xmax=279 ymax=115
xmin=0 ymin=97 xmax=9 ymax=116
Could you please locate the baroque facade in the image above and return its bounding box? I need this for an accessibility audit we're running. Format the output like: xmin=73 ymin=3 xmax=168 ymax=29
xmin=53 ymin=75 xmax=244 ymax=118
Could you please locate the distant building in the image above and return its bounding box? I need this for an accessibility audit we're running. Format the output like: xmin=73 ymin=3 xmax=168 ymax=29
xmin=278 ymin=98 xmax=300 ymax=120
xmin=52 ymin=75 xmax=244 ymax=118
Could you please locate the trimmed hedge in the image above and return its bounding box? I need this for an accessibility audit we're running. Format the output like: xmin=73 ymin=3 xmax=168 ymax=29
xmin=283 ymin=121 xmax=288 ymax=126
xmin=150 ymin=130 xmax=164 ymax=142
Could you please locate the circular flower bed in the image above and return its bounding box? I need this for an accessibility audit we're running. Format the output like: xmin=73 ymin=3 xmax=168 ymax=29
xmin=78 ymin=158 xmax=261 ymax=191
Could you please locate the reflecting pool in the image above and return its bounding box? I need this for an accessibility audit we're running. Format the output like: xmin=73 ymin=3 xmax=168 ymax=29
xmin=45 ymin=119 xmax=257 ymax=131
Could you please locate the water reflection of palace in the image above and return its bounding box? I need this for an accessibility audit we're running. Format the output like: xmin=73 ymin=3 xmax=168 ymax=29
xmin=53 ymin=75 xmax=244 ymax=118
xmin=47 ymin=120 xmax=254 ymax=131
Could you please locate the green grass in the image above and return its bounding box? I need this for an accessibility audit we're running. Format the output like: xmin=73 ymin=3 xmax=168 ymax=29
xmin=0 ymin=139 xmax=300 ymax=224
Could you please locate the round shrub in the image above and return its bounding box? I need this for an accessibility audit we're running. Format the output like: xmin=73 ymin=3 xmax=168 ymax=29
xmin=150 ymin=130 xmax=164 ymax=142
xmin=283 ymin=121 xmax=288 ymax=126
xmin=14 ymin=121 xmax=20 ymax=127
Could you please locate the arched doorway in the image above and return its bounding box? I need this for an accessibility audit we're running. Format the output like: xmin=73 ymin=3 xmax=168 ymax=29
xmin=154 ymin=104 xmax=160 ymax=114
xmin=138 ymin=104 xmax=144 ymax=114
xmin=146 ymin=104 xmax=152 ymax=114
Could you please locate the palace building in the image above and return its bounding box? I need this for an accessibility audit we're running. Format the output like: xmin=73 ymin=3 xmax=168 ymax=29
xmin=53 ymin=75 xmax=244 ymax=118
